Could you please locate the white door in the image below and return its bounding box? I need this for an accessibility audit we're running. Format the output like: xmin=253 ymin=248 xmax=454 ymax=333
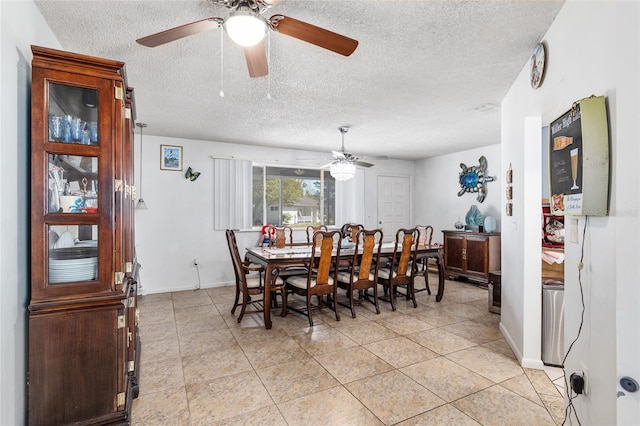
xmin=377 ymin=176 xmax=411 ymax=242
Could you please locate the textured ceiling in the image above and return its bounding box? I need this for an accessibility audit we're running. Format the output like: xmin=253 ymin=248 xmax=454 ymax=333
xmin=35 ymin=0 xmax=564 ymax=161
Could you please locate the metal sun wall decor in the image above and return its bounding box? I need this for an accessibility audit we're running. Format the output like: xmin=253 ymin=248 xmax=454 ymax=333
xmin=457 ymin=156 xmax=496 ymax=203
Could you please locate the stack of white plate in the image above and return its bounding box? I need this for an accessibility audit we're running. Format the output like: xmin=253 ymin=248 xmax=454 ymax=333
xmin=49 ymin=257 xmax=98 ymax=283
xmin=49 ymin=245 xmax=98 ymax=284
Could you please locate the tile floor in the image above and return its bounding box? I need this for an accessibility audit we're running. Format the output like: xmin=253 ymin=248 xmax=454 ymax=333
xmin=131 ymin=275 xmax=566 ymax=425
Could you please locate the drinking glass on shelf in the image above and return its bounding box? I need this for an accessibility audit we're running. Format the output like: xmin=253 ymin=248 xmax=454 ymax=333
xmin=68 ymin=117 xmax=85 ymax=143
xmin=87 ymin=121 xmax=98 ymax=144
xmin=49 ymin=115 xmax=64 ymax=142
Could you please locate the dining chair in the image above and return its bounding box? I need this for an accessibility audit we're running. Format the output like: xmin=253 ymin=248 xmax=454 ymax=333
xmin=305 ymin=225 xmax=327 ymax=245
xmin=377 ymin=227 xmax=419 ymax=311
xmin=226 ymin=229 xmax=284 ymax=323
xmin=282 ymin=230 xmax=341 ymax=326
xmin=267 ymin=225 xmax=293 ymax=248
xmin=340 ymin=223 xmax=364 ymax=242
xmin=413 ymin=225 xmax=434 ymax=295
xmin=336 ymin=228 xmax=383 ymax=318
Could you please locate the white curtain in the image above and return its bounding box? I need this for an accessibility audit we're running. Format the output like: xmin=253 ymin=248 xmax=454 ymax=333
xmin=213 ymin=158 xmax=253 ymax=230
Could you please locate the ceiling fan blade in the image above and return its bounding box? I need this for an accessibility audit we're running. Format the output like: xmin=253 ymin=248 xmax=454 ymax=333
xmin=354 ymin=160 xmax=374 ymax=168
xmin=332 ymin=150 xmax=346 ymax=159
xmin=320 ymin=162 xmax=334 ymax=169
xmin=136 ymin=18 xmax=222 ymax=47
xmin=270 ymin=15 xmax=358 ymax=56
xmin=244 ymin=41 xmax=268 ymax=77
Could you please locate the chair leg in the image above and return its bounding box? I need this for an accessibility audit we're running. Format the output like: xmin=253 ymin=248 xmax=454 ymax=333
xmin=333 ymin=288 xmax=341 ymax=322
xmin=349 ymin=288 xmax=356 ymax=318
xmin=231 ymin=284 xmax=240 ymax=314
xmin=389 ymin=284 xmax=397 ymax=311
xmin=237 ymin=290 xmax=248 ymax=323
xmin=372 ymin=284 xmax=380 ymax=314
xmin=410 ymin=281 xmax=418 ymax=308
xmin=306 ymin=294 xmax=314 ymax=327
xmin=280 ymin=288 xmax=289 ymax=317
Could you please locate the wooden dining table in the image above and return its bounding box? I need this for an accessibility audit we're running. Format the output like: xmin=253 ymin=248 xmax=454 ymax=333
xmin=245 ymin=243 xmax=445 ymax=329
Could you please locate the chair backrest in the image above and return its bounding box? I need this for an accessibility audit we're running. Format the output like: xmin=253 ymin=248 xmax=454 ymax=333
xmin=391 ymin=227 xmax=419 ymax=279
xmin=306 ymin=225 xmax=328 ymax=245
xmin=225 ymin=229 xmax=244 ymax=286
xmin=416 ymin=225 xmax=434 ymax=249
xmin=309 ymin=230 xmax=341 ymax=287
xmin=267 ymin=225 xmax=293 ymax=248
xmin=341 ymin=223 xmax=364 ymax=241
xmin=351 ymin=228 xmax=384 ymax=283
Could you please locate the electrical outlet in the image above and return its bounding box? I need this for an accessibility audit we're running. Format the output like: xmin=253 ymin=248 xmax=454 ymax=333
xmin=579 ymin=362 xmax=589 ymax=395
xmin=193 ymin=258 xmax=198 ymax=266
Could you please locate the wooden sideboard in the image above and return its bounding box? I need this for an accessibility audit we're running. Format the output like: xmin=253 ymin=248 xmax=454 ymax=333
xmin=443 ymin=230 xmax=501 ymax=287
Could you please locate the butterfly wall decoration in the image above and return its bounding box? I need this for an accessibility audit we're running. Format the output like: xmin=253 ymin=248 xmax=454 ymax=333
xmin=185 ymin=167 xmax=201 ymax=182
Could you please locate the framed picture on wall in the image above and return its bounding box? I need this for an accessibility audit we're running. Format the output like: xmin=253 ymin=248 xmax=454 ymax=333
xmin=160 ymin=145 xmax=182 ymax=171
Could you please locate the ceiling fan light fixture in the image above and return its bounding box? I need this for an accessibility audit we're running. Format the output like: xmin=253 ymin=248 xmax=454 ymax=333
xmin=224 ymin=8 xmax=267 ymax=47
xmin=330 ymin=161 xmax=356 ymax=181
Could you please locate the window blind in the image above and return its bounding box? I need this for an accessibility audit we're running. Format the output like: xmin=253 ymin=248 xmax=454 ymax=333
xmin=213 ymin=158 xmax=253 ymax=230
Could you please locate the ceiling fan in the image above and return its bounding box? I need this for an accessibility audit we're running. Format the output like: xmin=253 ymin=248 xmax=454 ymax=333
xmin=136 ymin=0 xmax=358 ymax=78
xmin=323 ymin=126 xmax=375 ymax=169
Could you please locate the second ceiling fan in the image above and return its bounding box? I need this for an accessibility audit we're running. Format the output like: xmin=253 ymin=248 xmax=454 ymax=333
xmin=136 ymin=0 xmax=359 ymax=78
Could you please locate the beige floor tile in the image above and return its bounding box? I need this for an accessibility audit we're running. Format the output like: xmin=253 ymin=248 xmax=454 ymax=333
xmin=173 ymin=303 xmax=222 ymax=321
xmin=445 ymin=345 xmax=523 ymax=383
xmin=480 ymin=338 xmax=517 ymax=359
xmin=374 ymin=313 xmax=434 ymax=335
xmin=241 ymin=336 xmax=310 ymax=369
xmin=525 ymin=367 xmax=563 ymax=397
xmin=131 ymin=386 xmax=190 ymax=426
xmin=406 ymin=328 xmax=476 ymax=355
xmin=314 ymin=346 xmax=393 ymax=384
xmin=278 ymin=385 xmax=382 ymax=426
xmin=364 ymin=337 xmax=438 ymax=369
xmin=499 ymin=374 xmax=545 ymax=406
xmin=401 ymin=357 xmax=493 ymax=402
xmin=544 ymin=365 xmax=565 ymax=381
xmin=181 ymin=345 xmax=252 ymax=384
xmin=140 ymin=334 xmax=181 ymax=362
xmin=346 ymin=370 xmax=445 ymax=425
xmin=441 ymin=303 xmax=486 ymax=320
xmin=539 ymin=392 xmax=566 ymax=425
xmin=131 ymin=283 xmax=563 ymax=425
xmin=441 ymin=320 xmax=504 ymax=344
xmin=292 ymin=327 xmax=358 ymax=355
xmin=175 ymin=314 xmax=229 ymax=336
xmin=395 ymin=404 xmax=481 ymax=426
xmin=257 ymin=357 xmax=339 ymax=403
xmin=408 ymin=307 xmax=466 ymax=327
xmin=337 ymin=320 xmax=399 ymax=345
xmin=178 ymin=328 xmax=238 ymax=357
xmin=186 ymin=371 xmax=273 ymax=425
xmin=138 ymin=307 xmax=175 ymax=326
xmin=452 ymin=385 xmax=556 ymax=425
xmin=210 ymin=404 xmax=287 ymax=426
xmin=138 ymin=320 xmax=178 ymax=343
xmin=138 ymin=356 xmax=184 ymax=396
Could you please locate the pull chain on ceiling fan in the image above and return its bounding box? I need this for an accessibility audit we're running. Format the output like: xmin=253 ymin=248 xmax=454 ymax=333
xmin=136 ymin=0 xmax=358 ymax=78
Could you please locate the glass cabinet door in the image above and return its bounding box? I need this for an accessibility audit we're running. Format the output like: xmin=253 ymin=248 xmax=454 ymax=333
xmin=48 ymin=83 xmax=99 ymax=145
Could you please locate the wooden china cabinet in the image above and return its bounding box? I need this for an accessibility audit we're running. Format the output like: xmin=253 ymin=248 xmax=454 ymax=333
xmin=28 ymin=45 xmax=140 ymax=425
xmin=442 ymin=230 xmax=501 ymax=287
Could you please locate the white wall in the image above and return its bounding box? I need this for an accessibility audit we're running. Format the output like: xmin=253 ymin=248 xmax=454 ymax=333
xmin=501 ymin=0 xmax=640 ymax=423
xmin=0 ymin=2 xmax=62 ymax=425
xmin=414 ymin=144 xmax=501 ymax=243
xmin=134 ymin=134 xmax=414 ymax=294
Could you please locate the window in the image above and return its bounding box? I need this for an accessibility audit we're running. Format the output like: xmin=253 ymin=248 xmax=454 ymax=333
xmin=252 ymin=166 xmax=335 ymax=227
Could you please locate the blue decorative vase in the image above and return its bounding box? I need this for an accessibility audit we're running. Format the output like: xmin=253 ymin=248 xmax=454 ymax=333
xmin=484 ymin=216 xmax=497 ymax=233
